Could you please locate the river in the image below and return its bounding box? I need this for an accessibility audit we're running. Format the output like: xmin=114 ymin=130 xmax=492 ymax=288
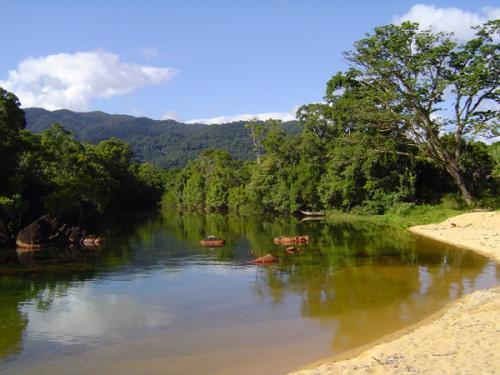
xmin=0 ymin=211 xmax=497 ymax=374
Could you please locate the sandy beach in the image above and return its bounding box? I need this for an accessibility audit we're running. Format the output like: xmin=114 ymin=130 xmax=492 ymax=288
xmin=291 ymin=211 xmax=500 ymax=375
xmin=409 ymin=211 xmax=500 ymax=262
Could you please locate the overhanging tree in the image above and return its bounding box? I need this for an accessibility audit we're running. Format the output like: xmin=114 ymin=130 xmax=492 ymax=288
xmin=327 ymin=20 xmax=499 ymax=205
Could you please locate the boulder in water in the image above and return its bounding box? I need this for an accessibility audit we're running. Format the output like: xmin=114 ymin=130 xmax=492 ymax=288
xmin=16 ymin=215 xmax=102 ymax=249
xmin=16 ymin=215 xmax=59 ymax=249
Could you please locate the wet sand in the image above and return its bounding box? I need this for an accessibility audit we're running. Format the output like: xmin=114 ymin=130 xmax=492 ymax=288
xmin=291 ymin=211 xmax=500 ymax=375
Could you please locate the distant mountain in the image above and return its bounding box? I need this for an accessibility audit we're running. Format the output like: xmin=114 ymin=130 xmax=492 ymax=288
xmin=24 ymin=108 xmax=300 ymax=168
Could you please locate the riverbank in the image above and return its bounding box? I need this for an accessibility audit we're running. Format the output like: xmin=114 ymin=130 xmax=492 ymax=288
xmin=291 ymin=211 xmax=500 ymax=375
xmin=409 ymin=211 xmax=500 ymax=261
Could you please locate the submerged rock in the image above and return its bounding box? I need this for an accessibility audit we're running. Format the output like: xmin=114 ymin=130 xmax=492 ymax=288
xmin=273 ymin=235 xmax=311 ymax=245
xmin=253 ymin=253 xmax=277 ymax=264
xmin=285 ymin=246 xmax=301 ymax=254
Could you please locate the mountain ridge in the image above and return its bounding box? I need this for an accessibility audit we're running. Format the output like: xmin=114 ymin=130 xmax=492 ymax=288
xmin=24 ymin=107 xmax=300 ymax=168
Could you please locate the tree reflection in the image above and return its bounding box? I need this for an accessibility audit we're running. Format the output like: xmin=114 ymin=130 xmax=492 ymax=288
xmin=0 ymin=212 xmax=496 ymax=361
xmin=249 ymin=229 xmax=492 ymax=353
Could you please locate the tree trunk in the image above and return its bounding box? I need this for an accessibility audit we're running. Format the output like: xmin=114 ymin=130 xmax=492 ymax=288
xmin=248 ymin=127 xmax=261 ymax=165
xmin=445 ymin=161 xmax=473 ymax=206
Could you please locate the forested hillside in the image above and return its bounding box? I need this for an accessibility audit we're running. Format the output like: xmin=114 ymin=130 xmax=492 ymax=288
xmin=24 ymin=108 xmax=300 ymax=167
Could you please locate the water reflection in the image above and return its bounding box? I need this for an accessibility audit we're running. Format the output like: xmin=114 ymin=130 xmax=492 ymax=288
xmin=0 ymin=211 xmax=497 ymax=373
xmin=21 ymin=285 xmax=173 ymax=345
xmin=0 ymin=277 xmax=28 ymax=358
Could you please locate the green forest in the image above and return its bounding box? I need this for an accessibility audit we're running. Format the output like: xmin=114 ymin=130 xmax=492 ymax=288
xmin=1 ymin=20 xmax=499 ymax=238
xmin=24 ymin=107 xmax=301 ymax=168
xmin=163 ymin=21 xmax=499 ymax=214
xmin=0 ymin=88 xmax=164 ymax=238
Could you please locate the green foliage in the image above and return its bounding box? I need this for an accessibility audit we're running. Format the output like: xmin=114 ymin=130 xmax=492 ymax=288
xmin=24 ymin=108 xmax=301 ymax=168
xmin=162 ymin=149 xmax=244 ymax=212
xmin=0 ymin=88 xmax=166 ymax=230
xmin=0 ymin=194 xmax=27 ymax=234
xmin=332 ymin=202 xmax=467 ymax=228
xmin=329 ymin=21 xmax=499 ymax=205
xmin=163 ymin=117 xmax=421 ymax=215
xmin=0 ymin=89 xmax=26 ymax=196
xmin=490 ymin=142 xmax=500 ymax=179
xmin=30 ymin=127 xmax=165 ymax=221
xmin=228 ymin=186 xmax=252 ymax=214
xmin=5 ymin=19 xmax=500 ymax=225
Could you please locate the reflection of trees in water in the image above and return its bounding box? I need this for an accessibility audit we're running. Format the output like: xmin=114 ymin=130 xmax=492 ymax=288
xmin=251 ymin=234 xmax=492 ymax=353
xmin=0 ymin=214 xmax=158 ymax=360
xmin=0 ymin=211 xmax=177 ymax=360
xmin=0 ymin=212 xmax=495 ymax=360
xmin=159 ymin=211 xmax=421 ymax=262
xmin=0 ymin=274 xmax=87 ymax=359
xmin=0 ymin=277 xmax=28 ymax=359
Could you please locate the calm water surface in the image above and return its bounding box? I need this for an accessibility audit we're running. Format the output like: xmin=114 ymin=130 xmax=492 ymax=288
xmin=0 ymin=212 xmax=498 ymax=374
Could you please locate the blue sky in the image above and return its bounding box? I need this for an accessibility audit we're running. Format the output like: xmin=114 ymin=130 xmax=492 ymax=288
xmin=0 ymin=1 xmax=498 ymax=123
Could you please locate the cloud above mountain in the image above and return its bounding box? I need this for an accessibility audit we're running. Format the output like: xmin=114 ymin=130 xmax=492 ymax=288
xmin=187 ymin=109 xmax=297 ymax=125
xmin=393 ymin=4 xmax=500 ymax=41
xmin=0 ymin=50 xmax=176 ymax=110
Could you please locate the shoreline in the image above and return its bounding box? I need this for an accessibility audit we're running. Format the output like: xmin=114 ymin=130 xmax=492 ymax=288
xmin=290 ymin=211 xmax=500 ymax=375
xmin=409 ymin=211 xmax=500 ymax=262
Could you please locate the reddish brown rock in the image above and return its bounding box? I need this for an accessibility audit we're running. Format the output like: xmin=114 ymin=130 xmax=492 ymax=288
xmin=253 ymin=253 xmax=277 ymax=264
xmin=285 ymin=246 xmax=301 ymax=254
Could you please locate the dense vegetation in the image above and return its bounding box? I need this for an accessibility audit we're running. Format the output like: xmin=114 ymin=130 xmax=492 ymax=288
xmin=0 ymin=88 xmax=165 ymax=236
xmin=1 ymin=20 xmax=498 ymax=237
xmin=24 ymin=107 xmax=300 ymax=168
xmin=163 ymin=21 xmax=499 ymax=214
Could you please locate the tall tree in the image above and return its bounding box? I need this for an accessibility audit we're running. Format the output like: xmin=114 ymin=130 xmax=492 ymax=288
xmin=328 ymin=20 xmax=499 ymax=205
xmin=0 ymin=88 xmax=26 ymax=195
xmin=245 ymin=120 xmax=268 ymax=165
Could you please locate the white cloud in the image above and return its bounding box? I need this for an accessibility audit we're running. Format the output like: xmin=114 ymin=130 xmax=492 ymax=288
xmin=22 ymin=285 xmax=173 ymax=344
xmin=393 ymin=4 xmax=500 ymax=41
xmin=187 ymin=109 xmax=297 ymax=125
xmin=0 ymin=50 xmax=177 ymax=111
xmin=160 ymin=110 xmax=180 ymax=121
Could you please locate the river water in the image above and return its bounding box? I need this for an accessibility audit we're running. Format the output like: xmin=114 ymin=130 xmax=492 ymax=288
xmin=0 ymin=212 xmax=498 ymax=374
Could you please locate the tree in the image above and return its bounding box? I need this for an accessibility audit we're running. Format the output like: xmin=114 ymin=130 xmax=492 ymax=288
xmin=245 ymin=120 xmax=267 ymax=164
xmin=328 ymin=20 xmax=499 ymax=205
xmin=0 ymin=88 xmax=26 ymax=195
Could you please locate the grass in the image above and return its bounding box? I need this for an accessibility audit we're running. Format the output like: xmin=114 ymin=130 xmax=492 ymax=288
xmin=326 ymin=203 xmax=468 ymax=228
xmin=369 ymin=204 xmax=467 ymax=227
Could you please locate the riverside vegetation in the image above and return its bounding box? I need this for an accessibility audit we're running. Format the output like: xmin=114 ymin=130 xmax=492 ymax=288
xmin=1 ymin=20 xmax=499 ymax=239
xmin=0 ymin=89 xmax=165 ymax=241
xmin=162 ymin=21 xmax=499 ymax=215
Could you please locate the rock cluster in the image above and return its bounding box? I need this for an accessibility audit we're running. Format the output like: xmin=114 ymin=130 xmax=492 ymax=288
xmin=15 ymin=215 xmax=101 ymax=249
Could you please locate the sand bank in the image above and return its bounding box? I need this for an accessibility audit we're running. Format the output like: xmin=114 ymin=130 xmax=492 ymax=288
xmin=409 ymin=211 xmax=500 ymax=261
xmin=291 ymin=211 xmax=500 ymax=375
